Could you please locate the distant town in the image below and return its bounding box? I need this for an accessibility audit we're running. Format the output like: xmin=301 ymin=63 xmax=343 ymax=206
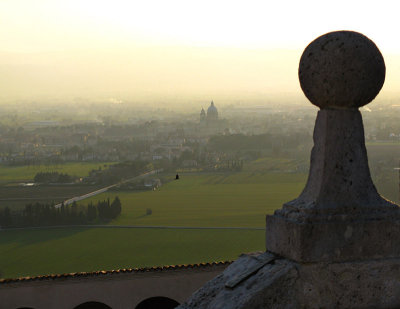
xmin=1 ymin=100 xmax=399 ymax=169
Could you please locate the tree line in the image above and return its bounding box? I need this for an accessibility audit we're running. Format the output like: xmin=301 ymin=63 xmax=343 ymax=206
xmin=0 ymin=196 xmax=121 ymax=228
xmin=34 ymin=171 xmax=76 ymax=184
xmin=86 ymin=161 xmax=153 ymax=185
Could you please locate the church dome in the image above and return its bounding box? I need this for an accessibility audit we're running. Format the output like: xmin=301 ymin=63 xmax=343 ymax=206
xmin=207 ymin=101 xmax=218 ymax=120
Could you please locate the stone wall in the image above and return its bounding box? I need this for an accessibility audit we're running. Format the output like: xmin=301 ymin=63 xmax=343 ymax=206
xmin=0 ymin=263 xmax=229 ymax=309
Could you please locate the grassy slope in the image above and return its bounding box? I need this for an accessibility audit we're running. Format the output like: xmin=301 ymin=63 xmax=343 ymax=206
xmin=0 ymin=157 xmax=308 ymax=279
xmin=0 ymin=171 xmax=306 ymax=279
xmin=0 ymin=228 xmax=264 ymax=278
xmin=82 ymin=172 xmax=306 ymax=227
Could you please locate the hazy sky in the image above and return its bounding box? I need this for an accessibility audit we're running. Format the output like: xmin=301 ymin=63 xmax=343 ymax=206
xmin=1 ymin=0 xmax=400 ymax=103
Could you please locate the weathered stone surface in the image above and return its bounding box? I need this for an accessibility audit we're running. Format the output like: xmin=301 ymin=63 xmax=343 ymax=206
xmin=296 ymin=258 xmax=400 ymax=308
xmin=278 ymin=109 xmax=397 ymax=218
xmin=178 ymin=252 xmax=400 ymax=309
xmin=266 ymin=215 xmax=400 ymax=263
xmin=177 ymin=253 xmax=298 ymax=309
xmin=299 ymin=31 xmax=385 ymax=109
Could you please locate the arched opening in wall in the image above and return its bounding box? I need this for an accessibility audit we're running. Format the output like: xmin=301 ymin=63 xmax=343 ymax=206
xmin=135 ymin=296 xmax=180 ymax=309
xmin=73 ymin=301 xmax=112 ymax=309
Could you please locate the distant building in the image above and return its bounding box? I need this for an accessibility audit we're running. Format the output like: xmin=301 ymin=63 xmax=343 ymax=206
xmin=207 ymin=101 xmax=218 ymax=121
xmin=200 ymin=101 xmax=219 ymax=125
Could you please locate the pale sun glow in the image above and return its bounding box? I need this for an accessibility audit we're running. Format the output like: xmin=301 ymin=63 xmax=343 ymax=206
xmin=0 ymin=0 xmax=400 ymax=101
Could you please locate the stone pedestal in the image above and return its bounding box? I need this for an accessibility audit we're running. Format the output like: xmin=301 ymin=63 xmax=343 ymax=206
xmin=266 ymin=109 xmax=400 ymax=263
xmin=266 ymin=215 xmax=400 ymax=263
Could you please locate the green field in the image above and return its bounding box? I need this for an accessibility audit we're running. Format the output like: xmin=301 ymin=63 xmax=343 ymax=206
xmin=80 ymin=172 xmax=306 ymax=227
xmin=0 ymin=162 xmax=113 ymax=184
xmin=1 ymin=153 xmax=397 ymax=280
xmin=0 ymin=185 xmax=102 ymax=210
xmin=0 ymin=227 xmax=264 ymax=279
xmin=0 ymin=168 xmax=306 ymax=279
xmin=0 ymin=162 xmax=113 ymax=209
xmin=242 ymin=157 xmax=307 ymax=172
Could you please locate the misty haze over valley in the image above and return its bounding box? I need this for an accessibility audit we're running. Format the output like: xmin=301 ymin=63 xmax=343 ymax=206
xmin=1 ymin=0 xmax=400 ymax=290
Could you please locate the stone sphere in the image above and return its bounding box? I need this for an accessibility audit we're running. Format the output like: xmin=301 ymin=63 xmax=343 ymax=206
xmin=298 ymin=31 xmax=385 ymax=109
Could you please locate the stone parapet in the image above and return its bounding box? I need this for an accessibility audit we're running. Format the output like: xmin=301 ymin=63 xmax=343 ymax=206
xmin=265 ymin=108 xmax=400 ymax=263
xmin=178 ymin=252 xmax=400 ymax=309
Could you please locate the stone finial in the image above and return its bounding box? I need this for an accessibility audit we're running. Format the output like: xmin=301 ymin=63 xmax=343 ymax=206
xmin=266 ymin=30 xmax=400 ymax=263
xmin=299 ymin=31 xmax=385 ymax=109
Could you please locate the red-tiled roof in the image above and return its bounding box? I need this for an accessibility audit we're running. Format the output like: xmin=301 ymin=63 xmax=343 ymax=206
xmin=0 ymin=261 xmax=233 ymax=284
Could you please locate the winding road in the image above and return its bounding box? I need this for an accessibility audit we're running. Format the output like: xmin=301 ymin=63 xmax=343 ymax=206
xmin=54 ymin=169 xmax=163 ymax=208
xmin=2 ymin=168 xmax=265 ymax=231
